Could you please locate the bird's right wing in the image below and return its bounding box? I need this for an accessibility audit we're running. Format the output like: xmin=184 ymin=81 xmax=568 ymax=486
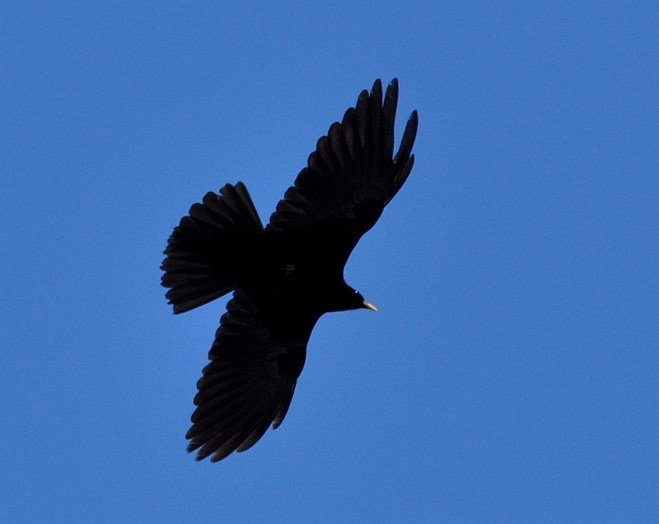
xmin=266 ymin=78 xmax=418 ymax=263
xmin=186 ymin=290 xmax=306 ymax=462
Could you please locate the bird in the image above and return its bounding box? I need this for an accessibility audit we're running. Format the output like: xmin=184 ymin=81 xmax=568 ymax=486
xmin=161 ymin=78 xmax=418 ymax=462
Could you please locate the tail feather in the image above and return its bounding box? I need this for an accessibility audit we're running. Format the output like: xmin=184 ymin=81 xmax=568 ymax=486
xmin=161 ymin=182 xmax=263 ymax=314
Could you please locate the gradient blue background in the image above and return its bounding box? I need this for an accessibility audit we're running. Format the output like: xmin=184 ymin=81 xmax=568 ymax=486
xmin=2 ymin=2 xmax=657 ymax=522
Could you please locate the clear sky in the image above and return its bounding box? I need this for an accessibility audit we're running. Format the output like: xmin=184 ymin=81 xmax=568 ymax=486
xmin=2 ymin=2 xmax=657 ymax=522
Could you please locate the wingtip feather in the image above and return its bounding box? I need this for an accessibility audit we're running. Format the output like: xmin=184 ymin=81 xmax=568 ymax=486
xmin=395 ymin=109 xmax=419 ymax=163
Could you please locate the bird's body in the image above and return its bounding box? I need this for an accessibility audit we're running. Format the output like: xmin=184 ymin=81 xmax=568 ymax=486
xmin=162 ymin=78 xmax=418 ymax=461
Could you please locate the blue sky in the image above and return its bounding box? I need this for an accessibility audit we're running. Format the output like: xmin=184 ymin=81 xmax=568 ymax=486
xmin=2 ymin=2 xmax=657 ymax=522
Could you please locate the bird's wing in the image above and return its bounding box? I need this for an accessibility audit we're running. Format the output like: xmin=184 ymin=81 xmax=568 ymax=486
xmin=266 ymin=78 xmax=418 ymax=260
xmin=186 ymin=290 xmax=306 ymax=462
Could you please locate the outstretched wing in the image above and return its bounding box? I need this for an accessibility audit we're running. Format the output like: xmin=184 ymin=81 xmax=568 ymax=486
xmin=267 ymin=78 xmax=418 ymax=263
xmin=186 ymin=290 xmax=306 ymax=462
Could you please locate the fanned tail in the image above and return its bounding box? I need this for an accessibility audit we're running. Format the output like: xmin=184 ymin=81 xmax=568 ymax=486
xmin=161 ymin=182 xmax=263 ymax=313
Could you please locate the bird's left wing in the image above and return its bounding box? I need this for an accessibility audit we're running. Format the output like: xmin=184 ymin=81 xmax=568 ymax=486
xmin=266 ymin=78 xmax=418 ymax=262
xmin=186 ymin=290 xmax=306 ymax=462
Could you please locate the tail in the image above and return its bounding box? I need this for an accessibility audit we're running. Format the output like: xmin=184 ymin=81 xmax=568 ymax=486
xmin=161 ymin=182 xmax=263 ymax=314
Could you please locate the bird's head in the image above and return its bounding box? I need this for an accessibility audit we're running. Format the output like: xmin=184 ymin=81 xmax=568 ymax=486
xmin=328 ymin=286 xmax=378 ymax=313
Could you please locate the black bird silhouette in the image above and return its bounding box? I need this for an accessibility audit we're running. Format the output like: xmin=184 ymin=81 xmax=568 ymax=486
xmin=161 ymin=78 xmax=418 ymax=462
